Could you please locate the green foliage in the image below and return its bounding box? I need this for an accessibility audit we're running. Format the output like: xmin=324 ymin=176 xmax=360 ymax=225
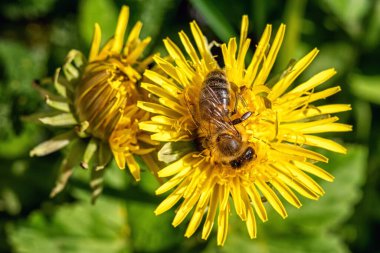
xmin=350 ymin=74 xmax=380 ymax=105
xmin=77 ymin=0 xmax=177 ymax=55
xmin=78 ymin=0 xmax=119 ymax=47
xmin=136 ymin=0 xmax=178 ymax=42
xmin=127 ymin=202 xmax=183 ymax=252
xmin=277 ymin=0 xmax=307 ymax=69
xmin=0 ymin=0 xmax=57 ymax=19
xmin=8 ymin=197 xmax=131 ymax=253
xmin=6 ymin=166 xmax=183 ymax=253
xmin=363 ymin=0 xmax=380 ymax=49
xmin=0 ymin=40 xmax=47 ymax=158
xmin=189 ymin=0 xmax=236 ymax=41
xmin=319 ymin=0 xmax=370 ymax=38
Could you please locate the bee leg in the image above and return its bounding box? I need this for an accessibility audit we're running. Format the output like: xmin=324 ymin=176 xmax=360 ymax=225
xmin=231 ymin=111 xmax=252 ymax=125
xmin=230 ymin=90 xmax=239 ymax=116
xmin=231 ymin=86 xmax=249 ymax=116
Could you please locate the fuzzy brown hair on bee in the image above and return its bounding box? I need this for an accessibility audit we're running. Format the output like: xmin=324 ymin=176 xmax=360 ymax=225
xmin=189 ymin=69 xmax=256 ymax=169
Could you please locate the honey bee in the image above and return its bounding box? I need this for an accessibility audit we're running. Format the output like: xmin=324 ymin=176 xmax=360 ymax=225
xmin=190 ymin=69 xmax=255 ymax=168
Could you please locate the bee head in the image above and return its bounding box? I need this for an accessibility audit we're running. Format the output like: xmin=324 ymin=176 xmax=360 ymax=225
xmin=230 ymin=146 xmax=256 ymax=169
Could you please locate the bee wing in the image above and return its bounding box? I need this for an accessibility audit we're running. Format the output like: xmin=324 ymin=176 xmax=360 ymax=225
xmin=199 ymin=85 xmax=240 ymax=135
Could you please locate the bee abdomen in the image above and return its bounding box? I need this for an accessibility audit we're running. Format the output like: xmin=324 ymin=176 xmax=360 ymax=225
xmin=204 ymin=70 xmax=228 ymax=88
xmin=200 ymin=70 xmax=230 ymax=119
xmin=199 ymin=88 xmax=229 ymax=108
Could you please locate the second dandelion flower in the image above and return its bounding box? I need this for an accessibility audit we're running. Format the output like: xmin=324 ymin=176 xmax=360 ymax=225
xmin=30 ymin=5 xmax=158 ymax=202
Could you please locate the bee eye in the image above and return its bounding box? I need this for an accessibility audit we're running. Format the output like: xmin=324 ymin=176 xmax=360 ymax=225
xmin=244 ymin=147 xmax=255 ymax=161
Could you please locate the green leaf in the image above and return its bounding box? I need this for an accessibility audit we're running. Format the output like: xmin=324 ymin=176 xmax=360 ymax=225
xmin=78 ymin=0 xmax=118 ymax=47
xmin=0 ymin=40 xmax=48 ymax=157
xmin=363 ymin=0 xmax=380 ymax=49
xmin=205 ymin=231 xmax=348 ymax=253
xmin=137 ymin=0 xmax=177 ymax=42
xmin=319 ymin=0 xmax=371 ymax=38
xmin=0 ymin=40 xmax=47 ymax=98
xmin=249 ymin=0 xmax=267 ymax=36
xmin=300 ymin=42 xmax=354 ymax=83
xmin=0 ymin=0 xmax=57 ymax=19
xmin=350 ymin=74 xmax=380 ymax=104
xmin=0 ymin=124 xmax=42 ymax=159
xmin=127 ymin=201 xmax=183 ymax=252
xmin=0 ymin=187 xmax=21 ymax=215
xmin=0 ymin=154 xmax=59 ymax=217
xmin=277 ymin=0 xmax=307 ymax=70
xmin=352 ymin=100 xmax=371 ymax=142
xmin=188 ymin=0 xmax=238 ymax=41
xmin=8 ymin=197 xmax=131 ymax=253
xmin=103 ymin=161 xmax=130 ymax=191
xmin=135 ymin=156 xmax=161 ymax=195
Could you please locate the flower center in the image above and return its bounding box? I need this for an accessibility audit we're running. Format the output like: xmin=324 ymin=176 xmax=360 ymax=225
xmin=74 ymin=58 xmax=140 ymax=141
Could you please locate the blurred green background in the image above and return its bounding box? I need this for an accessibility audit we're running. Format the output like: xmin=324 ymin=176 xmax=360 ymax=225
xmin=0 ymin=0 xmax=379 ymax=252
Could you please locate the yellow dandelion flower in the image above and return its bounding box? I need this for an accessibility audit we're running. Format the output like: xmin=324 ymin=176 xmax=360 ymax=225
xmin=138 ymin=16 xmax=352 ymax=245
xmin=30 ymin=5 xmax=157 ymax=202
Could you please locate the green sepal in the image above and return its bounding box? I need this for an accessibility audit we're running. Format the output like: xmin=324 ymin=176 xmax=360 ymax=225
xmin=72 ymin=49 xmax=86 ymax=68
xmin=158 ymin=141 xmax=196 ymax=164
xmin=96 ymin=141 xmax=113 ymax=171
xmin=90 ymin=142 xmax=112 ymax=204
xmin=50 ymin=139 xmax=86 ymax=198
xmin=30 ymin=130 xmax=75 ymax=157
xmin=53 ymin=67 xmax=68 ymax=98
xmin=62 ymin=50 xmax=87 ymax=83
xmin=90 ymin=166 xmax=106 ymax=205
xmin=21 ymin=111 xmax=63 ymax=124
xmin=39 ymin=113 xmax=77 ymax=126
xmin=76 ymin=121 xmax=90 ymax=138
xmin=45 ymin=95 xmax=70 ymax=112
xmin=63 ymin=62 xmax=80 ymax=83
xmin=81 ymin=138 xmax=98 ymax=169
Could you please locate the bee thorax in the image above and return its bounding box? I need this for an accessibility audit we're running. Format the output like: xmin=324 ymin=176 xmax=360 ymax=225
xmin=216 ymin=133 xmax=242 ymax=156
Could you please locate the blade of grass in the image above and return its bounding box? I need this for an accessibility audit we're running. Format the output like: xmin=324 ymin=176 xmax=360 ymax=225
xmin=277 ymin=0 xmax=307 ymax=71
xmin=189 ymin=0 xmax=236 ymax=41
